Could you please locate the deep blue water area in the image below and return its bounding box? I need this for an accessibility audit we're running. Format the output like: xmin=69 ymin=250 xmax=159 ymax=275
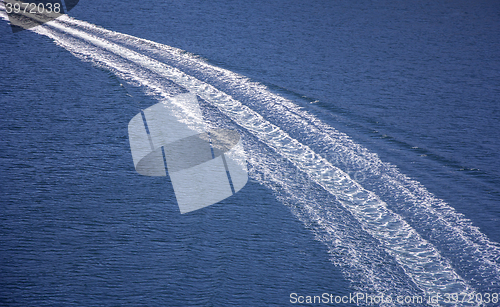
xmin=1 ymin=0 xmax=499 ymax=306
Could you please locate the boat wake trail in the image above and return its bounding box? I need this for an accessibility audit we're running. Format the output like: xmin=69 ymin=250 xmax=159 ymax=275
xmin=2 ymin=10 xmax=499 ymax=305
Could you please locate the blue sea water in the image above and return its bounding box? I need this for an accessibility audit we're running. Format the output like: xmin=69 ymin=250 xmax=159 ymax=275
xmin=1 ymin=1 xmax=499 ymax=306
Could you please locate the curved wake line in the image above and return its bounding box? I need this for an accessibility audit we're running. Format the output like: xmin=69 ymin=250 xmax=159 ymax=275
xmin=3 ymin=10 xmax=499 ymax=303
xmin=63 ymin=17 xmax=500 ymax=294
xmin=58 ymin=16 xmax=500 ymax=268
xmin=40 ymin=17 xmax=472 ymax=296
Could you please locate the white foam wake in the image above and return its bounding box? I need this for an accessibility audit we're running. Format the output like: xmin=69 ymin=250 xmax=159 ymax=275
xmin=58 ymin=16 xmax=500 ymax=296
xmin=3 ymin=9 xmax=499 ymax=305
xmin=42 ymin=17 xmax=472 ymax=296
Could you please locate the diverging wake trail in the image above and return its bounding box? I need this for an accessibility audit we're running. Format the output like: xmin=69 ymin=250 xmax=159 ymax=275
xmin=3 ymin=10 xmax=499 ymax=305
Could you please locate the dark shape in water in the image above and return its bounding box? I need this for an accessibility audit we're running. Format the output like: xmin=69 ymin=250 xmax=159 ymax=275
xmin=4 ymin=0 xmax=79 ymax=33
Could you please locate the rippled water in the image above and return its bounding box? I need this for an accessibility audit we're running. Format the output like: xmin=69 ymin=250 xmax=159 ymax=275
xmin=1 ymin=1 xmax=499 ymax=306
